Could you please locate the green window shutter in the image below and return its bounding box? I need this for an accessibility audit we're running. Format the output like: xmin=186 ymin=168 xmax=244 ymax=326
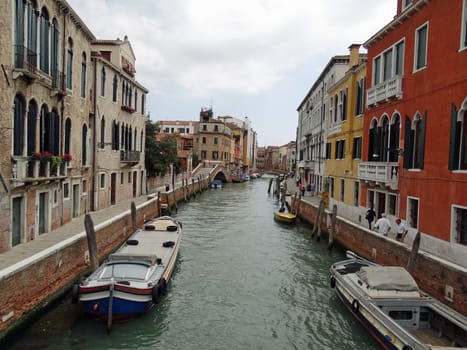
xmin=448 ymin=103 xmax=460 ymax=170
xmin=403 ymin=116 xmax=413 ymax=169
xmin=417 ymin=112 xmax=427 ymax=169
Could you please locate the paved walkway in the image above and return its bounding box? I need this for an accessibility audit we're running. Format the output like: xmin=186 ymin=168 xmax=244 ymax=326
xmin=0 ymin=193 xmax=159 ymax=275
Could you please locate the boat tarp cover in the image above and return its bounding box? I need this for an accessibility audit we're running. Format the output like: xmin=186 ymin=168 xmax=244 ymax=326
xmin=356 ymin=266 xmax=419 ymax=291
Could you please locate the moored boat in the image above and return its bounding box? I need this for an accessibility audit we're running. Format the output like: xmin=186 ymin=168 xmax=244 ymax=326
xmin=330 ymin=251 xmax=467 ymax=350
xmin=211 ymin=179 xmax=223 ymax=188
xmin=273 ymin=210 xmax=296 ymax=223
xmin=73 ymin=216 xmax=182 ymax=326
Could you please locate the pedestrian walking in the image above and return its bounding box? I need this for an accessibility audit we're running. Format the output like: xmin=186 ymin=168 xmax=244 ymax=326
xmin=395 ymin=218 xmax=408 ymax=241
xmin=365 ymin=206 xmax=376 ymax=229
xmin=374 ymin=213 xmax=391 ymax=236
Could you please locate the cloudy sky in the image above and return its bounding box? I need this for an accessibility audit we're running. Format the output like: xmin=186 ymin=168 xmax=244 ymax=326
xmin=67 ymin=0 xmax=395 ymax=146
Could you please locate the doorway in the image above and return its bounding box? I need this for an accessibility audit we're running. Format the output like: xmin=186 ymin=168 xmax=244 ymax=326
xmin=132 ymin=171 xmax=137 ymax=197
xmin=38 ymin=192 xmax=48 ymax=234
xmin=111 ymin=173 xmax=116 ymax=205
xmin=72 ymin=184 xmax=80 ymax=218
xmin=12 ymin=197 xmax=23 ymax=246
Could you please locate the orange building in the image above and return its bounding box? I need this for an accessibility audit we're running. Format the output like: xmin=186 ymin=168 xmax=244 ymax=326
xmin=360 ymin=0 xmax=466 ymax=262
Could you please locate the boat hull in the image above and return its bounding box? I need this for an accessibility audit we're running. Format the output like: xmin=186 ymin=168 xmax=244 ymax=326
xmin=274 ymin=211 xmax=296 ymax=223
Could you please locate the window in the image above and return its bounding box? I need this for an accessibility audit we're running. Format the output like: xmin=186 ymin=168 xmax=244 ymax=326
xmin=128 ymin=172 xmax=131 ymax=183
xmin=50 ymin=20 xmax=59 ymax=85
xmin=214 ymin=137 xmax=218 ymax=145
xmin=135 ymin=91 xmax=138 ymax=112
xmin=448 ymin=101 xmax=467 ymax=170
xmin=112 ymin=75 xmax=118 ymax=102
xmin=27 ymin=2 xmax=38 ymax=65
xmin=407 ymin=197 xmax=419 ymax=229
xmin=203 ymin=125 xmax=207 ymax=131
xmin=39 ymin=8 xmax=49 ymax=73
xmin=201 ymin=150 xmax=206 ymax=159
xmin=82 ymin=124 xmax=88 ymax=166
xmin=27 ymin=100 xmax=37 ymax=156
xmin=372 ymin=40 xmax=405 ymax=86
xmin=402 ymin=0 xmax=412 ymax=10
xmin=100 ymin=173 xmax=105 ymax=189
xmin=214 ymin=125 xmax=219 ymax=132
xmin=330 ymin=177 xmax=335 ymax=198
xmin=335 ymin=140 xmax=345 ymax=159
xmin=100 ymin=67 xmax=106 ymax=96
xmin=453 ymin=206 xmax=467 ymax=245
xmin=326 ymin=142 xmax=331 ymax=159
xmin=39 ymin=106 xmax=59 ymax=155
xmin=141 ymin=94 xmax=145 ymax=115
xmin=374 ymin=56 xmax=381 ymax=85
xmin=340 ymin=179 xmax=345 ymax=202
xmin=355 ymin=78 xmax=365 ymax=116
xmin=403 ymin=114 xmax=426 ymax=169
xmin=395 ymin=42 xmax=404 ymax=75
xmin=388 ymin=194 xmax=397 ymax=216
xmin=64 ymin=118 xmax=71 ymax=155
xmin=81 ymin=53 xmax=86 ymax=98
xmin=352 ymin=137 xmax=362 ymax=159
xmin=66 ymin=38 xmax=73 ymax=89
xmin=100 ymin=117 xmax=105 ymax=149
xmin=202 ymin=137 xmax=206 ymax=144
xmin=389 ymin=310 xmax=413 ymax=320
xmin=63 ymin=182 xmax=69 ymax=199
xmin=212 ymin=151 xmax=218 ymax=160
xmin=353 ymin=181 xmax=359 ymax=206
xmin=462 ymin=0 xmax=467 ymax=50
xmin=415 ymin=23 xmax=428 ymax=71
xmin=15 ymin=0 xmax=25 ymax=52
xmin=120 ymin=172 xmax=124 ymax=185
xmin=383 ymin=48 xmax=393 ymax=81
xmin=112 ymin=120 xmax=119 ymax=150
xmin=82 ymin=180 xmax=87 ymax=194
xmin=13 ymin=95 xmax=25 ymax=156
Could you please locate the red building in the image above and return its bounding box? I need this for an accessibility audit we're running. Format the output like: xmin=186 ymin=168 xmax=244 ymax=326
xmin=359 ymin=0 xmax=467 ymax=264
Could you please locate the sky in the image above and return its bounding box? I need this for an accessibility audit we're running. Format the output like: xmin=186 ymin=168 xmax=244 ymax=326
xmin=67 ymin=0 xmax=395 ymax=147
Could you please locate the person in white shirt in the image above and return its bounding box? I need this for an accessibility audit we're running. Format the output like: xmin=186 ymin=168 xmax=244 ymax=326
xmin=373 ymin=213 xmax=391 ymax=236
xmin=395 ymin=218 xmax=408 ymax=241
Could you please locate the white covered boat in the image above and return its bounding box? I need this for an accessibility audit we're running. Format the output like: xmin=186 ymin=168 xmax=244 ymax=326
xmin=73 ymin=216 xmax=182 ymax=326
xmin=330 ymin=251 xmax=467 ymax=350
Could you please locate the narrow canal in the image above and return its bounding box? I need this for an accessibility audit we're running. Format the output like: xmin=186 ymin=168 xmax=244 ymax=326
xmin=7 ymin=177 xmax=380 ymax=350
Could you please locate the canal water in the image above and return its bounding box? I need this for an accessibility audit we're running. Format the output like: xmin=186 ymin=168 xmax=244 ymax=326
xmin=6 ymin=177 xmax=380 ymax=350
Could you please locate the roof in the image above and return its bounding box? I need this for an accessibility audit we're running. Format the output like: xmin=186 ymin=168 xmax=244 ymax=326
xmin=356 ymin=266 xmax=419 ymax=291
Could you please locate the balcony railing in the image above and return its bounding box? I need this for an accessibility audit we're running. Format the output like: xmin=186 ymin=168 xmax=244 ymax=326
xmin=358 ymin=161 xmax=399 ymax=189
xmin=366 ymin=75 xmax=403 ymax=107
xmin=51 ymin=69 xmax=67 ymax=96
xmin=120 ymin=150 xmax=140 ymax=163
xmin=11 ymin=157 xmax=67 ymax=186
xmin=13 ymin=45 xmax=37 ymax=77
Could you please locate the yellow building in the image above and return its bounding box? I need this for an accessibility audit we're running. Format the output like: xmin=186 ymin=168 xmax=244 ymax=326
xmin=325 ymin=44 xmax=366 ymax=218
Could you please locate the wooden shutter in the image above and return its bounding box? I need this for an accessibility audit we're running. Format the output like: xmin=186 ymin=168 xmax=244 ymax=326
xmin=403 ymin=116 xmax=413 ymax=169
xmin=448 ymin=103 xmax=460 ymax=170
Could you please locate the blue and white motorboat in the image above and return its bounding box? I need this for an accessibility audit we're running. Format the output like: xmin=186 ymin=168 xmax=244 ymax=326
xmin=330 ymin=251 xmax=467 ymax=349
xmin=211 ymin=179 xmax=223 ymax=188
xmin=73 ymin=216 xmax=182 ymax=326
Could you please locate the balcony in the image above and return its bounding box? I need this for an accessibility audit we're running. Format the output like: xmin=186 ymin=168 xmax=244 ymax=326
xmin=13 ymin=45 xmax=38 ymax=82
xmin=11 ymin=157 xmax=67 ymax=187
xmin=120 ymin=150 xmax=140 ymax=165
xmin=366 ymin=75 xmax=403 ymax=107
xmin=121 ymin=104 xmax=135 ymax=113
xmin=51 ymin=69 xmax=67 ymax=98
xmin=358 ymin=161 xmax=399 ymax=190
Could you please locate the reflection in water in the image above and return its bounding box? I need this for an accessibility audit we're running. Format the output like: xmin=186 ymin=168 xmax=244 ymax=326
xmin=6 ymin=178 xmax=380 ymax=350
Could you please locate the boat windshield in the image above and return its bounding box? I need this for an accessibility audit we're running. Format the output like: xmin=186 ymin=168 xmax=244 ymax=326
xmin=99 ymin=262 xmax=149 ymax=281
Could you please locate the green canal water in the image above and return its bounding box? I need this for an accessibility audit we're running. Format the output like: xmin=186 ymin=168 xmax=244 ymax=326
xmin=6 ymin=177 xmax=380 ymax=349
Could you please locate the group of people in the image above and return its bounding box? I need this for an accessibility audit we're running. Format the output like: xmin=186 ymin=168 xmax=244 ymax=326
xmin=365 ymin=207 xmax=408 ymax=242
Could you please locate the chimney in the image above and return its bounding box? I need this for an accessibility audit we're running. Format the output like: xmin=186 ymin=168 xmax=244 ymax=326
xmin=348 ymin=43 xmax=361 ymax=67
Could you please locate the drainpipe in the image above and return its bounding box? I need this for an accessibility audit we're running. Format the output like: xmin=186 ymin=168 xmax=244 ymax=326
xmin=60 ymin=8 xmax=67 ymax=225
xmin=90 ymin=56 xmax=97 ymax=211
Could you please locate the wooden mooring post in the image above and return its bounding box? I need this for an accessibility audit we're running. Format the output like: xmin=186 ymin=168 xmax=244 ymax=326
xmin=407 ymin=232 xmax=421 ymax=274
xmin=312 ymin=200 xmax=324 ymax=241
xmin=328 ymin=204 xmax=337 ymax=251
xmin=268 ymin=178 xmax=273 ymax=194
xmin=84 ymin=214 xmax=99 ymax=272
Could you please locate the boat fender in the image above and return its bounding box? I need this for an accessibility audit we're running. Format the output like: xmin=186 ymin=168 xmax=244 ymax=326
xmin=71 ymin=284 xmax=79 ymax=304
xmin=158 ymin=278 xmax=167 ymax=296
xmin=126 ymin=239 xmax=139 ymax=246
xmin=402 ymin=346 xmax=413 ymax=350
xmin=351 ymin=299 xmax=359 ymax=313
xmin=166 ymin=225 xmax=178 ymax=232
xmin=330 ymin=277 xmax=336 ymax=289
xmin=163 ymin=241 xmax=175 ymax=247
xmin=152 ymin=285 xmax=161 ymax=304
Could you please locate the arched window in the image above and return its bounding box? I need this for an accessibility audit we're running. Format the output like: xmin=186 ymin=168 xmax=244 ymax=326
xmin=129 ymin=87 xmax=133 ymax=107
xmin=404 ymin=113 xmax=426 ymax=169
xmin=81 ymin=52 xmax=86 ymax=97
xmin=100 ymin=116 xmax=105 ymax=149
xmin=135 ymin=91 xmax=138 ymax=112
xmin=64 ymin=118 xmax=71 ymax=155
xmin=389 ymin=114 xmax=400 ymax=162
xmin=380 ymin=116 xmax=390 ymax=161
xmin=13 ymin=95 xmax=26 ymax=156
xmin=129 ymin=126 xmax=133 ymax=151
xmin=368 ymin=119 xmax=378 ymax=161
xmin=112 ymin=75 xmax=117 ymax=102
xmin=39 ymin=7 xmax=49 ymax=73
xmin=134 ymin=128 xmax=137 ymax=150
xmin=27 ymin=99 xmax=38 ymax=156
xmin=121 ymin=81 xmax=125 ymax=104
xmin=51 ymin=18 xmax=59 ymax=85
xmin=39 ymin=104 xmax=48 ymax=152
xmin=66 ymin=37 xmax=73 ymax=89
xmin=100 ymin=67 xmax=106 ymax=97
xmin=82 ymin=124 xmax=88 ymax=165
xmin=140 ymin=131 xmax=144 ymax=152
xmin=46 ymin=108 xmax=59 ymax=155
xmin=449 ymin=100 xmax=467 ymax=170
xmin=27 ymin=1 xmax=38 ymax=61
